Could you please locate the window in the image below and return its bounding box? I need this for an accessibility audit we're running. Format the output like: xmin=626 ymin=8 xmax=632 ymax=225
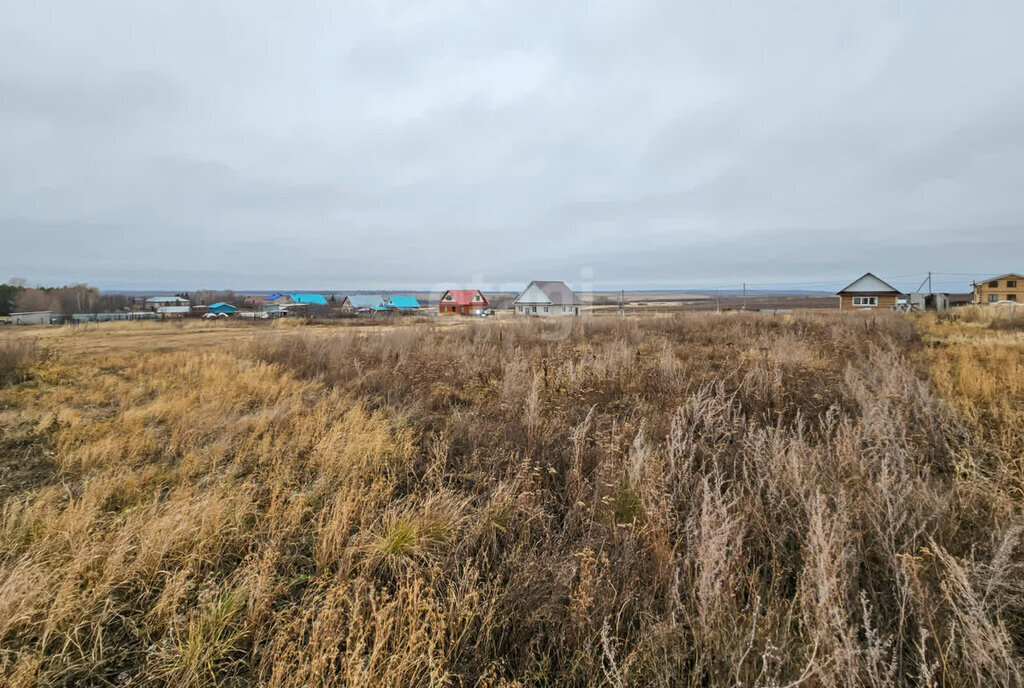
xmin=852 ymin=296 xmax=878 ymax=306
xmin=1008 ymin=294 xmax=1017 ymax=301
xmin=543 ymin=306 xmax=548 ymax=313
xmin=531 ymin=306 xmax=537 ymax=313
xmin=1009 ymin=281 xmax=1018 ymax=288
xmin=990 ymin=281 xmax=999 ymax=288
xmin=989 ymin=294 xmax=999 ymax=303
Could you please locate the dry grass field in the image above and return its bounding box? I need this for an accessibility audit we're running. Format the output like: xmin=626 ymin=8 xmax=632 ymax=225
xmin=1 ymin=310 xmax=1023 ymax=686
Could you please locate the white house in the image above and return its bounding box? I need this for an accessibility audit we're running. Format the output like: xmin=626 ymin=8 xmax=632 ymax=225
xmin=513 ymin=281 xmax=582 ymax=316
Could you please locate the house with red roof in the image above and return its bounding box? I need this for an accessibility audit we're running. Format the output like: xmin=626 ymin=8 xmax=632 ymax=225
xmin=438 ymin=289 xmax=489 ymax=315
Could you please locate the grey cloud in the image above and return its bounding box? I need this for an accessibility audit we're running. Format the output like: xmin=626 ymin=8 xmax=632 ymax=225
xmin=2 ymin=1 xmax=1023 ymax=291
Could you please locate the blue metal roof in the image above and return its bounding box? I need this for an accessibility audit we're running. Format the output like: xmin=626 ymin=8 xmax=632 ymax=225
xmin=387 ymin=295 xmax=420 ymax=309
xmin=290 ymin=293 xmax=328 ymax=305
xmin=264 ymin=293 xmax=286 ymax=300
xmin=208 ymin=302 xmax=236 ymax=312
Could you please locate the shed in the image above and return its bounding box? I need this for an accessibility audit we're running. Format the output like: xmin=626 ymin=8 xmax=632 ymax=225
xmin=157 ymin=306 xmax=191 ymax=318
xmin=837 ymin=273 xmax=901 ymax=310
xmin=11 ymin=311 xmax=52 ymax=325
xmin=438 ymin=289 xmax=489 ymax=315
xmin=513 ymin=281 xmax=582 ymax=316
xmin=207 ymin=302 xmax=237 ymax=315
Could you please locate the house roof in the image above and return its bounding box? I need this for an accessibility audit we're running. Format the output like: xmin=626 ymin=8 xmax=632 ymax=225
xmin=290 ymin=293 xmax=328 ymax=305
xmin=146 ymin=296 xmax=189 ymax=303
xmin=208 ymin=302 xmax=235 ymax=309
xmin=387 ymin=295 xmax=421 ymax=309
xmin=514 ymin=280 xmax=582 ymax=305
xmin=264 ymin=293 xmax=287 ymax=300
xmin=976 ymin=273 xmax=1024 ymax=283
xmin=347 ymin=295 xmax=384 ymax=309
xmin=442 ymin=289 xmax=488 ymax=306
xmin=837 ymin=273 xmax=900 ymax=295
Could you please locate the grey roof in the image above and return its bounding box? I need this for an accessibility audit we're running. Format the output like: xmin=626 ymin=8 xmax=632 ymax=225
xmin=515 ymin=280 xmax=582 ymax=305
xmin=346 ymin=294 xmax=385 ymax=309
xmin=146 ymin=295 xmax=189 ymax=302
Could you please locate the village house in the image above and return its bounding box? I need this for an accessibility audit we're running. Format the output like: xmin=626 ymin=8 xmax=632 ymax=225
xmin=145 ymin=296 xmax=189 ymax=312
xmin=383 ymin=295 xmax=421 ymax=314
xmin=342 ymin=295 xmax=386 ymax=314
xmin=290 ymin=293 xmax=328 ymax=306
xmin=972 ymin=274 xmax=1023 ymax=304
xmin=513 ymin=281 xmax=582 ymax=316
xmin=438 ymin=289 xmax=489 ymax=315
xmin=263 ymin=293 xmax=292 ymax=306
xmin=836 ymin=273 xmax=901 ymax=310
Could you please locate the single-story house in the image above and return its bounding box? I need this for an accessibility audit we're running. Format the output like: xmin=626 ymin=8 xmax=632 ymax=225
xmin=973 ymin=274 xmax=1023 ymax=304
xmin=344 ymin=295 xmax=386 ymax=314
xmin=264 ymin=293 xmax=293 ymax=305
xmin=146 ymin=296 xmax=189 ymax=312
xmin=290 ymin=293 xmax=328 ymax=306
xmin=384 ymin=295 xmax=421 ymax=314
xmin=837 ymin=273 xmax=901 ymax=310
xmin=438 ymin=289 xmax=489 ymax=315
xmin=157 ymin=306 xmax=191 ymax=318
xmin=514 ymin=281 xmax=582 ymax=316
xmin=207 ymin=302 xmax=237 ymax=315
xmin=11 ymin=311 xmax=52 ymax=325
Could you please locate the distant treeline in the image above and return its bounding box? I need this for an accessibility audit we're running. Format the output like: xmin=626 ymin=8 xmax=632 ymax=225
xmin=0 ymin=279 xmax=131 ymax=316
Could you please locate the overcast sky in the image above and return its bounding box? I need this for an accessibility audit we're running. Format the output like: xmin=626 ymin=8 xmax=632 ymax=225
xmin=2 ymin=1 xmax=1023 ymax=292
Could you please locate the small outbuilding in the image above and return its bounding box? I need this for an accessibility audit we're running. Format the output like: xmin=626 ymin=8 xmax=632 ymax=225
xmin=157 ymin=306 xmax=191 ymax=318
xmin=11 ymin=311 xmax=52 ymax=325
xmin=513 ymin=281 xmax=581 ymax=316
xmin=439 ymin=289 xmax=489 ymax=315
xmin=207 ymin=302 xmax=237 ymax=315
xmin=837 ymin=273 xmax=901 ymax=310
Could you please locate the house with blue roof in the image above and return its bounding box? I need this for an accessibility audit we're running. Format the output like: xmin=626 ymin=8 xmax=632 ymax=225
xmin=264 ymin=293 xmax=292 ymax=305
xmin=290 ymin=293 xmax=328 ymax=306
xmin=384 ymin=295 xmax=421 ymax=314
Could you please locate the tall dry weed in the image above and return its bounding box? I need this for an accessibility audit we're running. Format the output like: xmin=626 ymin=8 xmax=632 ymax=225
xmin=0 ymin=312 xmax=1021 ymax=686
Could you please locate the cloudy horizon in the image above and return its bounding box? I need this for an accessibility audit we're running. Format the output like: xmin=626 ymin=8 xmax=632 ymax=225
xmin=3 ymin=1 xmax=1023 ymax=294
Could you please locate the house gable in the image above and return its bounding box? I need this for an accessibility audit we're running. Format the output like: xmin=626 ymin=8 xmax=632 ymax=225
xmin=514 ymin=282 xmax=553 ymax=305
xmin=838 ymin=273 xmax=900 ymax=295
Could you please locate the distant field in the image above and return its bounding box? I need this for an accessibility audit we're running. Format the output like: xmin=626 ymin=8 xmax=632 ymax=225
xmin=1 ymin=309 xmax=1022 ymax=685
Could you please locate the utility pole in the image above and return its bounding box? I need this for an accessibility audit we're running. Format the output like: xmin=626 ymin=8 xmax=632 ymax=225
xmin=716 ymin=287 xmax=721 ymax=313
xmin=927 ymin=271 xmax=932 ymax=294
xmin=742 ymin=283 xmax=746 ymax=311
